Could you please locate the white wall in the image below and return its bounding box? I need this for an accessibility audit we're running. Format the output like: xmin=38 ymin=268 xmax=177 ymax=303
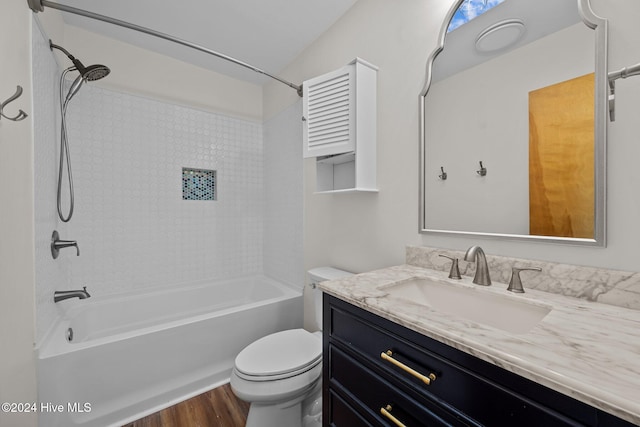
xmin=263 ymin=101 xmax=304 ymax=289
xmin=265 ymin=0 xmax=445 ymax=278
xmin=0 ymin=3 xmax=38 ymax=427
xmin=261 ymin=0 xmax=640 ymax=329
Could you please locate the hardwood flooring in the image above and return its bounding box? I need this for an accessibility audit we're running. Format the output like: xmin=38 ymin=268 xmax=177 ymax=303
xmin=122 ymin=383 xmax=249 ymax=427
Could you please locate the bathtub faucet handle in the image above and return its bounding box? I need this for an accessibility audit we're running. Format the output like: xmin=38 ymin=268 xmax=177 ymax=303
xmin=51 ymin=230 xmax=79 ymax=259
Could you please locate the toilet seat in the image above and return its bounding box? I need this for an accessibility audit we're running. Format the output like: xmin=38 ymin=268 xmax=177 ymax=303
xmin=234 ymin=329 xmax=321 ymax=382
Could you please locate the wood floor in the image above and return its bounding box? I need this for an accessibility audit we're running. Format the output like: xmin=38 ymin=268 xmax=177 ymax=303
xmin=122 ymin=384 xmax=249 ymax=427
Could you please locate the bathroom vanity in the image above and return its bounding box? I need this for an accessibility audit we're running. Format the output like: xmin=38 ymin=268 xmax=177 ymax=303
xmin=320 ymin=259 xmax=640 ymax=426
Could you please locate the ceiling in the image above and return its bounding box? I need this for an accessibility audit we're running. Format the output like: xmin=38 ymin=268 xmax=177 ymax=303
xmin=53 ymin=0 xmax=358 ymax=85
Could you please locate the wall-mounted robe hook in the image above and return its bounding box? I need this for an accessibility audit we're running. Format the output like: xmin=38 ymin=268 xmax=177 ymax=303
xmin=438 ymin=166 xmax=447 ymax=180
xmin=0 ymin=86 xmax=28 ymax=122
xmin=476 ymin=161 xmax=487 ymax=176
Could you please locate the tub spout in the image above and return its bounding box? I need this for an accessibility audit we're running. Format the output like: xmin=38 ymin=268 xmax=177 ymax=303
xmin=54 ymin=286 xmax=90 ymax=303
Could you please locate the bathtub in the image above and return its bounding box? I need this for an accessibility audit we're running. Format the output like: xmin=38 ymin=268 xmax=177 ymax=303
xmin=36 ymin=275 xmax=302 ymax=427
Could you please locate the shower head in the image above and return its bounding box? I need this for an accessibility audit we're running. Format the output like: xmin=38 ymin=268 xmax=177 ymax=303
xmin=50 ymin=40 xmax=111 ymax=82
xmin=73 ymin=60 xmax=111 ymax=81
xmin=83 ymin=64 xmax=110 ymax=81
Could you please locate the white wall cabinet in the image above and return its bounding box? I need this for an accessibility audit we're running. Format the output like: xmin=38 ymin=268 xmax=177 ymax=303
xmin=303 ymin=58 xmax=378 ymax=193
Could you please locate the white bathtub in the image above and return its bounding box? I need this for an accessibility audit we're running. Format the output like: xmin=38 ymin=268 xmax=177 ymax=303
xmin=37 ymin=275 xmax=302 ymax=427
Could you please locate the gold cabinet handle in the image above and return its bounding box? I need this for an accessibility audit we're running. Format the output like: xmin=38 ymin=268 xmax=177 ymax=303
xmin=380 ymin=350 xmax=436 ymax=385
xmin=380 ymin=404 xmax=407 ymax=427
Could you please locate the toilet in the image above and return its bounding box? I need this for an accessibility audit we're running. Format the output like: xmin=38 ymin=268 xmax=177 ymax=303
xmin=230 ymin=267 xmax=353 ymax=427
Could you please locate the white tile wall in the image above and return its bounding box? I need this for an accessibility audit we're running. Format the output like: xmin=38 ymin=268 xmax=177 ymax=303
xmin=31 ymin=22 xmax=306 ymax=345
xmin=66 ymin=86 xmax=264 ymax=292
xmin=32 ymin=20 xmax=72 ymax=344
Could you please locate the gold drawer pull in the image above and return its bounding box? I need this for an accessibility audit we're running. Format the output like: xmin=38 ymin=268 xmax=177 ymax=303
xmin=380 ymin=350 xmax=436 ymax=385
xmin=380 ymin=404 xmax=407 ymax=427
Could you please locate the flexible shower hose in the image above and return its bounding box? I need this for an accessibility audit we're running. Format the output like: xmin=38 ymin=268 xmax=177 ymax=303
xmin=57 ymin=67 xmax=77 ymax=222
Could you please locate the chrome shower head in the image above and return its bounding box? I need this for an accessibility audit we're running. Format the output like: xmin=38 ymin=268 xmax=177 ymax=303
xmin=72 ymin=60 xmax=110 ymax=81
xmin=82 ymin=64 xmax=110 ymax=81
xmin=50 ymin=40 xmax=110 ymax=82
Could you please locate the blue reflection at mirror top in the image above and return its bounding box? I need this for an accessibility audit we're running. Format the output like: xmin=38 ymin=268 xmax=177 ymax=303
xmin=448 ymin=0 xmax=506 ymax=32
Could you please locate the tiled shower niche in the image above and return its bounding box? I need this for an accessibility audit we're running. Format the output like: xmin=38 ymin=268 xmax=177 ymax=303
xmin=182 ymin=167 xmax=216 ymax=200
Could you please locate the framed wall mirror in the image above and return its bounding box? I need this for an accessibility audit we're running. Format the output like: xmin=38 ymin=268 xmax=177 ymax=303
xmin=419 ymin=0 xmax=608 ymax=246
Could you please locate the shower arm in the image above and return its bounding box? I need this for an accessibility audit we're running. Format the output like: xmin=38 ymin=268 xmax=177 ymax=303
xmin=27 ymin=0 xmax=303 ymax=97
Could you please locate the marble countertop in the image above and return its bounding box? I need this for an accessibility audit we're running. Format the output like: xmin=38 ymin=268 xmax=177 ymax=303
xmin=319 ymin=264 xmax=640 ymax=425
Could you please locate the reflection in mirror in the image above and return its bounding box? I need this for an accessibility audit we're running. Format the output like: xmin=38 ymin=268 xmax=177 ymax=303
xmin=448 ymin=0 xmax=507 ymax=32
xmin=419 ymin=0 xmax=607 ymax=246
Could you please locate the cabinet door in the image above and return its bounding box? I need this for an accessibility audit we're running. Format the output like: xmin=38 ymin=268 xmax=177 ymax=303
xmin=303 ymin=65 xmax=355 ymax=158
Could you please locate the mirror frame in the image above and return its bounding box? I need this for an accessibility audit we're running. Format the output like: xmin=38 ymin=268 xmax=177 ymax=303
xmin=418 ymin=0 xmax=608 ymax=246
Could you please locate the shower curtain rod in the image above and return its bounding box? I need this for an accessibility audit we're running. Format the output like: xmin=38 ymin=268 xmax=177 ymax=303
xmin=27 ymin=0 xmax=303 ymax=97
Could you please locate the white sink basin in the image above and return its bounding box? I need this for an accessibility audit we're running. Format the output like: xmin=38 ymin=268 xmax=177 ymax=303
xmin=382 ymin=277 xmax=551 ymax=334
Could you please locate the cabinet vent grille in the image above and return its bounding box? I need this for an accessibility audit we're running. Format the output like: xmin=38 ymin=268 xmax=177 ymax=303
xmin=306 ymin=71 xmax=351 ymax=149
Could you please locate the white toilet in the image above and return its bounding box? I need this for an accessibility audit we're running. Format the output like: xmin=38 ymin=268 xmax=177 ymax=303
xmin=230 ymin=267 xmax=353 ymax=427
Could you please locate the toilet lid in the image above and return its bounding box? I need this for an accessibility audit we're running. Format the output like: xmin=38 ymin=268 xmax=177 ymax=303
xmin=235 ymin=329 xmax=322 ymax=378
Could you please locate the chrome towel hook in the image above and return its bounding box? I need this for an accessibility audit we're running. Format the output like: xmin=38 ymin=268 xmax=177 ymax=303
xmin=438 ymin=166 xmax=447 ymax=180
xmin=0 ymin=86 xmax=28 ymax=122
xmin=476 ymin=161 xmax=487 ymax=176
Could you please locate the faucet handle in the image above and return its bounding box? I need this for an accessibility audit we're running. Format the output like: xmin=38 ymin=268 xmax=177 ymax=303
xmin=439 ymin=255 xmax=462 ymax=279
xmin=507 ymin=267 xmax=542 ymax=293
xmin=51 ymin=230 xmax=79 ymax=259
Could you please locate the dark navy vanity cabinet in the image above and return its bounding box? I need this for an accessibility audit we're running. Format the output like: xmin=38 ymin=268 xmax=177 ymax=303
xmin=322 ymin=294 xmax=635 ymax=427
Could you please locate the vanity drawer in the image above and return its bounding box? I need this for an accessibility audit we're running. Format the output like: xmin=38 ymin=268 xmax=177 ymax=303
xmin=329 ymin=344 xmax=472 ymax=427
xmin=327 ymin=298 xmax=592 ymax=427
xmin=328 ymin=389 xmax=377 ymax=427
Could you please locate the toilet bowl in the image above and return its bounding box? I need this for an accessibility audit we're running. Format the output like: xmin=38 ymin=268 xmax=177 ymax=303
xmin=230 ymin=267 xmax=353 ymax=427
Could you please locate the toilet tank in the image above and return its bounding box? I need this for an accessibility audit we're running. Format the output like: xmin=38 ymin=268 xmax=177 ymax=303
xmin=308 ymin=267 xmax=353 ymax=330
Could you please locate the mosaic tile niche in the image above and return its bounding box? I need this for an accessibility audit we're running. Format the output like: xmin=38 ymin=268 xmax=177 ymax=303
xmin=182 ymin=167 xmax=216 ymax=201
